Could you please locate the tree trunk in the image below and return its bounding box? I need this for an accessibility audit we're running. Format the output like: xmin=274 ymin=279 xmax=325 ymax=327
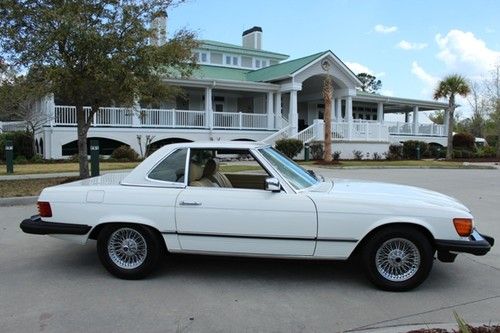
xmin=446 ymin=95 xmax=455 ymax=160
xmin=76 ymin=105 xmax=90 ymax=178
xmin=323 ymin=76 xmax=333 ymax=162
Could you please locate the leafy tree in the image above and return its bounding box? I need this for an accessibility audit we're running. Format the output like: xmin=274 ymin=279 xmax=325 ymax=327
xmin=322 ymin=75 xmax=333 ymax=162
xmin=484 ymin=64 xmax=500 ymax=157
xmin=0 ymin=0 xmax=197 ymax=177
xmin=433 ymin=74 xmax=471 ymax=159
xmin=356 ymin=73 xmax=382 ymax=93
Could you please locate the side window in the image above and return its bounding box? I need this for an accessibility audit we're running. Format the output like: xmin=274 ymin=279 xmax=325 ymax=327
xmin=148 ymin=148 xmax=188 ymax=183
xmin=188 ymin=148 xmax=271 ymax=190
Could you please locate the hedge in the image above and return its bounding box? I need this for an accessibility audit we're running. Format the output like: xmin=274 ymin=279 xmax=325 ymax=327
xmin=0 ymin=131 xmax=34 ymax=161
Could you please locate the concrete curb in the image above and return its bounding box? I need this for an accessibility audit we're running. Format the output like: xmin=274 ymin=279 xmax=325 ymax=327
xmin=346 ymin=322 xmax=498 ymax=333
xmin=0 ymin=196 xmax=38 ymax=207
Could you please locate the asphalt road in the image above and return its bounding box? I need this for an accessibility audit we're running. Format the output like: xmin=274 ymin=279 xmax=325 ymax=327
xmin=0 ymin=168 xmax=499 ymax=333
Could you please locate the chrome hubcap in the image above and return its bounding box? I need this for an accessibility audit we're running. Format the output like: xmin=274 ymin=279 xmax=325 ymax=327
xmin=375 ymin=238 xmax=420 ymax=282
xmin=108 ymin=228 xmax=147 ymax=269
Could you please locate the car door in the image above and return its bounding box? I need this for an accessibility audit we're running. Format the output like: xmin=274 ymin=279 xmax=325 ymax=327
xmin=173 ymin=148 xmax=317 ymax=256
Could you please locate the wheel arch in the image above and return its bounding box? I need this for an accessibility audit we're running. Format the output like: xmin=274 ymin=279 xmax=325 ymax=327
xmin=350 ymin=222 xmax=436 ymax=259
xmin=88 ymin=222 xmax=167 ymax=250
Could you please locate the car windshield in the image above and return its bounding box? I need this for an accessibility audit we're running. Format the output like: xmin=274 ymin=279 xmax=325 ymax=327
xmin=259 ymin=147 xmax=319 ymax=191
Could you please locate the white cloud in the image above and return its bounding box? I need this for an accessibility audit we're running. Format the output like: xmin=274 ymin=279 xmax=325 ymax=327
xmin=345 ymin=61 xmax=385 ymax=79
xmin=435 ymin=29 xmax=500 ymax=75
xmin=397 ymin=40 xmax=428 ymax=50
xmin=345 ymin=61 xmax=374 ymax=75
xmin=411 ymin=61 xmax=440 ymax=98
xmin=374 ymin=24 xmax=398 ymax=34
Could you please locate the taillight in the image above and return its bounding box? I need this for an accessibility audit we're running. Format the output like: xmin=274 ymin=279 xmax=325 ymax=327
xmin=37 ymin=201 xmax=52 ymax=218
xmin=453 ymin=218 xmax=473 ymax=237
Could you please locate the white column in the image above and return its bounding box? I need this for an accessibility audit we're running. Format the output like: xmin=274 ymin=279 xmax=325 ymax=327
xmin=205 ymin=87 xmax=213 ymax=129
xmin=377 ymin=102 xmax=384 ymax=123
xmin=336 ymin=98 xmax=342 ymax=121
xmin=289 ymin=90 xmax=298 ymax=135
xmin=266 ymin=92 xmax=274 ymax=130
xmin=346 ymin=96 xmax=353 ymax=140
xmin=412 ymin=106 xmax=419 ymax=134
xmin=274 ymin=92 xmax=282 ymax=129
xmin=329 ymin=98 xmax=335 ymax=123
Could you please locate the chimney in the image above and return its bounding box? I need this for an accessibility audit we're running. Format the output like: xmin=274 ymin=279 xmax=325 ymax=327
xmin=242 ymin=26 xmax=262 ymax=50
xmin=151 ymin=12 xmax=168 ymax=46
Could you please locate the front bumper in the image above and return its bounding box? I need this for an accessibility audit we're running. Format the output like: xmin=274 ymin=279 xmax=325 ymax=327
xmin=435 ymin=229 xmax=494 ymax=262
xmin=20 ymin=215 xmax=91 ymax=235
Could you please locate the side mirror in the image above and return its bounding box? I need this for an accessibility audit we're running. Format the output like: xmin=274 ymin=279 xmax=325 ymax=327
xmin=265 ymin=177 xmax=281 ymax=192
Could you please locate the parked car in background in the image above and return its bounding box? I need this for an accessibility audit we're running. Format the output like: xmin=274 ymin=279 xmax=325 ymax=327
xmin=20 ymin=142 xmax=494 ymax=291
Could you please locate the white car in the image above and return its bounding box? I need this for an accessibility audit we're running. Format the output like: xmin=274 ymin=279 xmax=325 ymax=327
xmin=20 ymin=142 xmax=494 ymax=291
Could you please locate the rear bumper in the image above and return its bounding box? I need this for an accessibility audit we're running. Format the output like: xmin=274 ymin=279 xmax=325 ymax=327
xmin=20 ymin=215 xmax=91 ymax=235
xmin=436 ymin=229 xmax=494 ymax=259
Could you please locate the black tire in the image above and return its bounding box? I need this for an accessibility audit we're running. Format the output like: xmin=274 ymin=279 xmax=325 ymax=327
xmin=361 ymin=226 xmax=434 ymax=291
xmin=97 ymin=224 xmax=163 ymax=280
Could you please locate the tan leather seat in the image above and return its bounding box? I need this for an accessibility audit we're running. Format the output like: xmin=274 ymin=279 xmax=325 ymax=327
xmin=189 ymin=162 xmax=218 ymax=187
xmin=203 ymin=159 xmax=233 ymax=188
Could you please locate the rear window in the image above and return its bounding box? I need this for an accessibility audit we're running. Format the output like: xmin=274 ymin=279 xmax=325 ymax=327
xmin=148 ymin=148 xmax=188 ymax=183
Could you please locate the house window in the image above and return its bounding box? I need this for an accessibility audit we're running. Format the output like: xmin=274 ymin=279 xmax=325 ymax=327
xmin=201 ymin=52 xmax=208 ymax=63
xmin=224 ymin=55 xmax=239 ymax=67
xmin=194 ymin=51 xmax=209 ymax=64
xmin=255 ymin=59 xmax=261 ymax=68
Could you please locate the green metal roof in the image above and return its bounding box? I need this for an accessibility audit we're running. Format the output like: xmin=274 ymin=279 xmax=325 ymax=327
xmin=192 ymin=65 xmax=250 ymax=81
xmin=246 ymin=51 xmax=327 ymax=82
xmin=198 ymin=40 xmax=289 ymax=60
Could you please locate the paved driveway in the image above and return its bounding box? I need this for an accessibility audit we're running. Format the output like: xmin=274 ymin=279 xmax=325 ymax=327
xmin=0 ymin=168 xmax=499 ymax=332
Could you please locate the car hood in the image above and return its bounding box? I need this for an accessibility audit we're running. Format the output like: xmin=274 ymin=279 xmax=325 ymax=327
xmin=307 ymin=178 xmax=470 ymax=213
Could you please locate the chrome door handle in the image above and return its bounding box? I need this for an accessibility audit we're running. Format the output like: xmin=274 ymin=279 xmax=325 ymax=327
xmin=179 ymin=201 xmax=202 ymax=206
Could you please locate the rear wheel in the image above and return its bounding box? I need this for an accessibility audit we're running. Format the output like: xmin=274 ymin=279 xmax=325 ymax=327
xmin=97 ymin=224 xmax=163 ymax=279
xmin=362 ymin=227 xmax=434 ymax=291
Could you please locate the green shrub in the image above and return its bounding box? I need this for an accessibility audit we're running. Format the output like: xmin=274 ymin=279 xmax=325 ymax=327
xmin=332 ymin=151 xmax=341 ymax=161
xmin=309 ymin=141 xmax=324 ymax=160
xmin=485 ymin=135 xmax=498 ymax=148
xmin=30 ymin=154 xmax=44 ymax=163
xmin=426 ymin=143 xmax=445 ymax=159
xmin=372 ymin=152 xmax=382 ymax=160
xmin=14 ymin=155 xmax=28 ymax=164
xmin=386 ymin=144 xmax=403 ymax=160
xmin=474 ymin=146 xmax=496 ymax=158
xmin=352 ymin=150 xmax=363 ymax=160
xmin=0 ymin=131 xmax=34 ymax=161
xmin=110 ymin=145 xmax=139 ymax=161
xmin=402 ymin=140 xmax=428 ymax=159
xmin=453 ymin=149 xmax=473 ymax=159
xmin=453 ymin=132 xmax=475 ymax=150
xmin=275 ymin=139 xmax=303 ymax=159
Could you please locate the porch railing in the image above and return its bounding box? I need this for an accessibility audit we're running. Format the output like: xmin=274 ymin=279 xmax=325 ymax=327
xmin=386 ymin=121 xmax=446 ymax=136
xmin=213 ymin=112 xmax=267 ymax=130
xmin=332 ymin=122 xmax=389 ymax=141
xmin=53 ymin=106 xmax=270 ymax=130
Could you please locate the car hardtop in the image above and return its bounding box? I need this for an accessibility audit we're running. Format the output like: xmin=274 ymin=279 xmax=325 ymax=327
xmin=121 ymin=141 xmax=270 ymax=187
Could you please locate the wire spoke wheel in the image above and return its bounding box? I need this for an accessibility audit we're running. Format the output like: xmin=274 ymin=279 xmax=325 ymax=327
xmin=375 ymin=237 xmax=421 ymax=282
xmin=107 ymin=227 xmax=148 ymax=270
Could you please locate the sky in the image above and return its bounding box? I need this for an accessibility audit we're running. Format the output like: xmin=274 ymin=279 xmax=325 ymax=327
xmin=168 ymin=0 xmax=500 ymax=119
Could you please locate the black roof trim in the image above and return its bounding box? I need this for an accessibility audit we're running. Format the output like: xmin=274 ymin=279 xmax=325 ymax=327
xmin=242 ymin=26 xmax=263 ymax=36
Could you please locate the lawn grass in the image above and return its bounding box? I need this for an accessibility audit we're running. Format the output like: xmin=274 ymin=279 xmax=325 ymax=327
xmin=299 ymin=159 xmax=496 ymax=169
xmin=0 ymin=177 xmax=75 ymax=198
xmin=0 ymin=161 xmax=140 ymax=175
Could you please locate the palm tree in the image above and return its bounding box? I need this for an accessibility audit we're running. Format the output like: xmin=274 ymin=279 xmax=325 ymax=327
xmin=433 ymin=74 xmax=471 ymax=159
xmin=323 ymin=75 xmax=333 ymax=162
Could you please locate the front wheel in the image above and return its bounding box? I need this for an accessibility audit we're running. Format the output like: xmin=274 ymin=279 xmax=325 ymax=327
xmin=97 ymin=224 xmax=163 ymax=279
xmin=362 ymin=227 xmax=434 ymax=291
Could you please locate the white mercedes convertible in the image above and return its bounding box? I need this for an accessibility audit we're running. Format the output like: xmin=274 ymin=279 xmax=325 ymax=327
xmin=21 ymin=142 xmax=494 ymax=291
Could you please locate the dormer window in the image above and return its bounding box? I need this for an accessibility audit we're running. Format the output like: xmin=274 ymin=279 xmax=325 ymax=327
xmin=194 ymin=51 xmax=209 ymax=64
xmin=224 ymin=54 xmax=240 ymax=67
xmin=254 ymin=58 xmax=268 ymax=69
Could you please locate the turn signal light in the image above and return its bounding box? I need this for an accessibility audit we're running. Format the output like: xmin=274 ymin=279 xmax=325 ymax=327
xmin=37 ymin=201 xmax=52 ymax=218
xmin=453 ymin=218 xmax=473 ymax=237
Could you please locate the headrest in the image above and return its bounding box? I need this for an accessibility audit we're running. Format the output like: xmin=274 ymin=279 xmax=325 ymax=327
xmin=203 ymin=159 xmax=219 ymax=177
xmin=189 ymin=163 xmax=203 ymax=182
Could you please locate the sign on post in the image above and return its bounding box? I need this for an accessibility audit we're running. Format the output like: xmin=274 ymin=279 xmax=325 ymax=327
xmin=5 ymin=140 xmax=14 ymax=174
xmin=90 ymin=139 xmax=100 ymax=177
